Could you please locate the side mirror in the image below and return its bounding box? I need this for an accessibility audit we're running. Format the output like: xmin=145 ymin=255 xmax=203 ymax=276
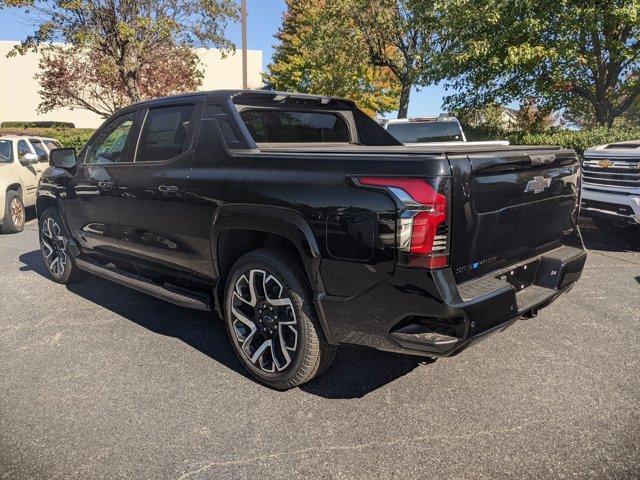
xmin=50 ymin=148 xmax=77 ymax=169
xmin=20 ymin=152 xmax=38 ymax=165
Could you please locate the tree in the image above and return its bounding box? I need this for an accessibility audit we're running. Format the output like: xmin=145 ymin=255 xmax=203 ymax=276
xmin=352 ymin=0 xmax=436 ymax=118
xmin=266 ymin=0 xmax=400 ymax=117
xmin=2 ymin=0 xmax=239 ymax=117
xmin=430 ymin=0 xmax=640 ymax=127
xmin=515 ymin=98 xmax=555 ymax=132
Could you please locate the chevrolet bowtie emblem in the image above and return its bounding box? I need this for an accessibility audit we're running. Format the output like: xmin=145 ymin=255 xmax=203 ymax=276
xmin=524 ymin=176 xmax=551 ymax=194
xmin=598 ymin=159 xmax=614 ymax=168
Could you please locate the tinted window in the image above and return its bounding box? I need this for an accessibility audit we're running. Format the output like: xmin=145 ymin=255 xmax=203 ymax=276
xmin=240 ymin=109 xmax=350 ymax=143
xmin=45 ymin=140 xmax=62 ymax=150
xmin=386 ymin=121 xmax=463 ymax=143
xmin=30 ymin=139 xmax=49 ymax=162
xmin=136 ymin=105 xmax=194 ymax=162
xmin=0 ymin=140 xmax=12 ymax=163
xmin=17 ymin=140 xmax=31 ymax=161
xmin=86 ymin=112 xmax=138 ymax=164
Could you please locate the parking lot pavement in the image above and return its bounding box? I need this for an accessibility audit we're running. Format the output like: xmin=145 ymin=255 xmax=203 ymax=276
xmin=0 ymin=218 xmax=638 ymax=479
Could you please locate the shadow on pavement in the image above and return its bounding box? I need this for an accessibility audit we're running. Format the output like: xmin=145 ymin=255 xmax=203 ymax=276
xmin=19 ymin=249 xmax=425 ymax=399
xmin=579 ymin=217 xmax=639 ymax=253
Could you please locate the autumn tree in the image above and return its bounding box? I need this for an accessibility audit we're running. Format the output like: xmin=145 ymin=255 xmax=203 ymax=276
xmin=266 ymin=0 xmax=400 ymax=116
xmin=515 ymin=98 xmax=556 ymax=132
xmin=352 ymin=0 xmax=436 ymax=118
xmin=429 ymin=0 xmax=640 ymax=127
xmin=2 ymin=0 xmax=239 ymax=117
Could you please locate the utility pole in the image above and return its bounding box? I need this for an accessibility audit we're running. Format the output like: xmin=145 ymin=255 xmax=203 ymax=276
xmin=241 ymin=0 xmax=248 ymax=90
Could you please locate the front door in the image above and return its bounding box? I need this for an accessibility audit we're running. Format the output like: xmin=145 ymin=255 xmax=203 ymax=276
xmin=62 ymin=111 xmax=142 ymax=258
xmin=16 ymin=139 xmax=40 ymax=205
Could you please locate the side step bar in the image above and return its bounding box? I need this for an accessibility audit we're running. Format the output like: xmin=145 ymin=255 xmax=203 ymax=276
xmin=75 ymin=258 xmax=211 ymax=311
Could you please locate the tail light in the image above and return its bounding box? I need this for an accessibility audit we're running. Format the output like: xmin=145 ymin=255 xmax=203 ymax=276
xmin=357 ymin=177 xmax=450 ymax=269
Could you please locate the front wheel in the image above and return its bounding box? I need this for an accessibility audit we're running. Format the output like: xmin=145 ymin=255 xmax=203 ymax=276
xmin=2 ymin=191 xmax=25 ymax=234
xmin=224 ymin=249 xmax=337 ymax=390
xmin=592 ymin=216 xmax=639 ymax=237
xmin=39 ymin=208 xmax=84 ymax=284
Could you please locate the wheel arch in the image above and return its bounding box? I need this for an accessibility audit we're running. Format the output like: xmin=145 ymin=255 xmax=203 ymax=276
xmin=211 ymin=204 xmax=333 ymax=340
xmin=5 ymin=182 xmax=23 ymax=198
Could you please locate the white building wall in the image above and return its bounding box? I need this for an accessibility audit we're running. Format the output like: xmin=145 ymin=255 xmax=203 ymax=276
xmin=0 ymin=41 xmax=263 ymax=128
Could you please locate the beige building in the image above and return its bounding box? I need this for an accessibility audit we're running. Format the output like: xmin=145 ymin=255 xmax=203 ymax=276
xmin=0 ymin=41 xmax=263 ymax=128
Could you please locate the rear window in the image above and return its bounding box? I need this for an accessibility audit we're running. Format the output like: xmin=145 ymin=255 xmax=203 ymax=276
xmin=136 ymin=105 xmax=194 ymax=162
xmin=240 ymin=109 xmax=350 ymax=143
xmin=0 ymin=140 xmax=12 ymax=163
xmin=44 ymin=140 xmax=62 ymax=150
xmin=387 ymin=121 xmax=463 ymax=143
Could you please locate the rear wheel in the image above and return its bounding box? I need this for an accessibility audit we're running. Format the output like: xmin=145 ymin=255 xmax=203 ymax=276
xmin=39 ymin=208 xmax=84 ymax=284
xmin=224 ymin=249 xmax=337 ymax=390
xmin=592 ymin=216 xmax=639 ymax=237
xmin=2 ymin=191 xmax=25 ymax=234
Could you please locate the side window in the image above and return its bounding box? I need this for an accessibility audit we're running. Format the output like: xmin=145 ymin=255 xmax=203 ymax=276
xmin=17 ymin=140 xmax=31 ymax=161
xmin=30 ymin=139 xmax=49 ymax=162
xmin=44 ymin=140 xmax=62 ymax=151
xmin=136 ymin=105 xmax=194 ymax=162
xmin=85 ymin=112 xmax=139 ymax=164
xmin=0 ymin=140 xmax=12 ymax=163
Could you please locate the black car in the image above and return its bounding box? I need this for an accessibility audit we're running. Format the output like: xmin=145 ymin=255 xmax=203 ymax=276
xmin=37 ymin=90 xmax=587 ymax=389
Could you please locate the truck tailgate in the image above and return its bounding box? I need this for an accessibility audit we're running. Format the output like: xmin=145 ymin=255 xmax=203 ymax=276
xmin=449 ymin=148 xmax=581 ymax=283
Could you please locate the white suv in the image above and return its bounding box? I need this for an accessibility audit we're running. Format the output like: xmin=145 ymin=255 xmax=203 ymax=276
xmin=0 ymin=135 xmax=62 ymax=233
xmin=581 ymin=140 xmax=640 ymax=236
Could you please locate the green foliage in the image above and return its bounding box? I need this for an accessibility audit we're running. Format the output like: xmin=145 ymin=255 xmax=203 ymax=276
xmin=0 ymin=127 xmax=94 ymax=152
xmin=0 ymin=121 xmax=75 ymax=129
xmin=430 ymin=0 xmax=640 ymax=127
xmin=508 ymin=127 xmax=640 ymax=156
xmin=266 ymin=0 xmax=401 ymax=116
xmin=465 ymin=126 xmax=640 ymax=156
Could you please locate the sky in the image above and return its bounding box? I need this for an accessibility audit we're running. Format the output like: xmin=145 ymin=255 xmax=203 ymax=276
xmin=0 ymin=0 xmax=450 ymax=118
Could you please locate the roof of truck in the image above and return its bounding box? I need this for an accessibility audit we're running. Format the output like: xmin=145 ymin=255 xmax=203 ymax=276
xmin=129 ymin=89 xmax=356 ymax=109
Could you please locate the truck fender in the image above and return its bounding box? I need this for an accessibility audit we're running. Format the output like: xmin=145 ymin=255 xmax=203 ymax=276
xmin=211 ymin=204 xmax=325 ymax=294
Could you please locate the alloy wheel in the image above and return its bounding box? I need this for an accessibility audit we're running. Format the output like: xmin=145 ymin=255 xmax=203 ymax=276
xmin=230 ymin=269 xmax=299 ymax=373
xmin=10 ymin=197 xmax=24 ymax=228
xmin=41 ymin=217 xmax=68 ymax=277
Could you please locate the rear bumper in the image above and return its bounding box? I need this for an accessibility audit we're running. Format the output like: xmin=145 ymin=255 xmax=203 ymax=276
xmin=581 ymin=188 xmax=640 ymax=224
xmin=317 ymin=244 xmax=587 ymax=357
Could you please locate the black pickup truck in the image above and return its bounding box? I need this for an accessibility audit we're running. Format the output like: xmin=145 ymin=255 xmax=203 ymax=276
xmin=38 ymin=90 xmax=586 ymax=389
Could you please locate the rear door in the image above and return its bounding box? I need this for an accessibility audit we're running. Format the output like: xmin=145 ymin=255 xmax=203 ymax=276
xmin=448 ymin=148 xmax=581 ymax=283
xmin=114 ymin=102 xmax=200 ymax=277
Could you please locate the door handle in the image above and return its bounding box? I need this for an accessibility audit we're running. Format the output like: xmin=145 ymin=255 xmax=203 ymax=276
xmin=98 ymin=181 xmax=114 ymax=190
xmin=158 ymin=185 xmax=179 ymax=194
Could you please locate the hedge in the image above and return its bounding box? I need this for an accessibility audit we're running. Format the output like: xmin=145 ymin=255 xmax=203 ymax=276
xmin=506 ymin=126 xmax=640 ymax=156
xmin=1 ymin=121 xmax=76 ymax=129
xmin=467 ymin=125 xmax=640 ymax=156
xmin=0 ymin=127 xmax=94 ymax=152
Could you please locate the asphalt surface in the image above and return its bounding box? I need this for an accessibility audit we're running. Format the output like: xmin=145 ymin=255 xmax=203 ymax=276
xmin=1 ymin=216 xmax=639 ymax=479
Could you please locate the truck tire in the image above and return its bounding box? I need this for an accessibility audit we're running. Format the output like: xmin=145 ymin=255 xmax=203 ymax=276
xmin=592 ymin=216 xmax=639 ymax=237
xmin=2 ymin=190 xmax=25 ymax=234
xmin=224 ymin=249 xmax=337 ymax=390
xmin=39 ymin=207 xmax=84 ymax=284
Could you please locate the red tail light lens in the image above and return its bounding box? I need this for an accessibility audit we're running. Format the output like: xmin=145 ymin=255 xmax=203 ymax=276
xmin=358 ymin=177 xmax=450 ymax=269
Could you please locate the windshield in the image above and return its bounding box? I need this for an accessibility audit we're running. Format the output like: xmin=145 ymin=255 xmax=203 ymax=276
xmin=386 ymin=121 xmax=463 ymax=143
xmin=0 ymin=140 xmax=12 ymax=163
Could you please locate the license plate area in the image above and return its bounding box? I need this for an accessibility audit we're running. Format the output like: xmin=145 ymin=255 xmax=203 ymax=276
xmin=496 ymin=259 xmax=541 ymax=292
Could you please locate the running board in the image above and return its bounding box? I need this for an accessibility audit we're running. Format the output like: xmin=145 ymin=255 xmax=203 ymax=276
xmin=75 ymin=258 xmax=211 ymax=311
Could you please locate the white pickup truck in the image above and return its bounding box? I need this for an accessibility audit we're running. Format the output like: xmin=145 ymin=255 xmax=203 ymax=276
xmin=382 ymin=116 xmax=510 ymax=147
xmin=580 ymin=140 xmax=640 ymax=235
xmin=0 ymin=135 xmax=62 ymax=233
